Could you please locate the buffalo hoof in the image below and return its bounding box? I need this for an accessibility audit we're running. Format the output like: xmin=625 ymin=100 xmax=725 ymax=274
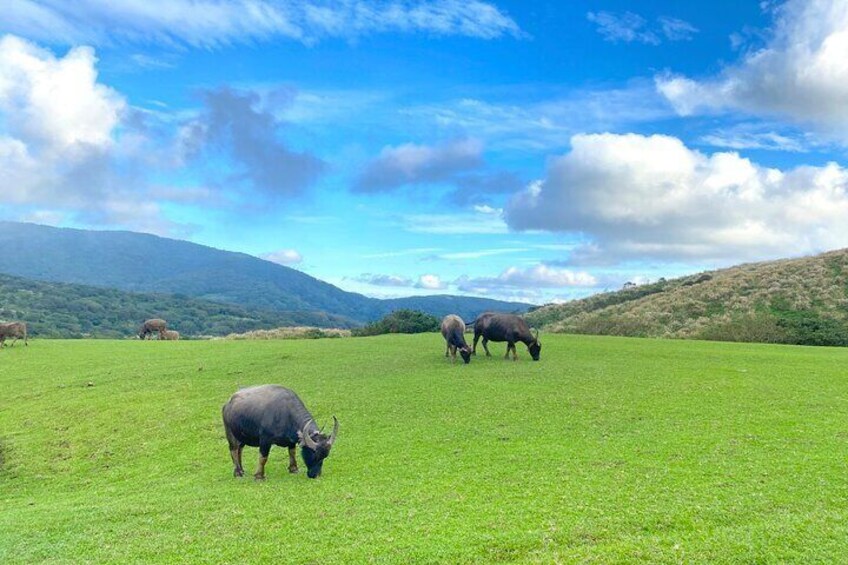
xmin=288 ymin=466 xmax=299 ymax=474
xmin=254 ymin=474 xmax=266 ymax=481
xmin=233 ymin=468 xmax=244 ymax=478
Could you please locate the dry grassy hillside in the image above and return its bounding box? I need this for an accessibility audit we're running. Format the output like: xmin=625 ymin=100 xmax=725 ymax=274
xmin=527 ymin=249 xmax=848 ymax=345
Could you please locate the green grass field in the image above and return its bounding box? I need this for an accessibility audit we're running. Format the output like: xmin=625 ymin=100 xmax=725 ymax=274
xmin=2 ymin=335 xmax=847 ymax=563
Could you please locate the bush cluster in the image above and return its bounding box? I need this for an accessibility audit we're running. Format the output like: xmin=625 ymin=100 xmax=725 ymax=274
xmin=353 ymin=309 xmax=440 ymax=337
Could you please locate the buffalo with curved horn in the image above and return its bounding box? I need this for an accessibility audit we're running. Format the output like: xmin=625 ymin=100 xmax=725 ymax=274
xmin=222 ymin=385 xmax=338 ymax=480
xmin=472 ymin=312 xmax=541 ymax=361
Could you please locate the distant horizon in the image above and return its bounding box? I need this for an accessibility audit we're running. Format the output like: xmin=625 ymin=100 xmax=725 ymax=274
xmin=2 ymin=1 xmax=847 ymax=304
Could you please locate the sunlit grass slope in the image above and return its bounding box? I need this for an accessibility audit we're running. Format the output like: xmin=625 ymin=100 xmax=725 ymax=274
xmin=1 ymin=335 xmax=847 ymax=563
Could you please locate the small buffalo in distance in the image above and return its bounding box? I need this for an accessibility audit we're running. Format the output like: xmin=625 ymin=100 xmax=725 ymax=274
xmin=0 ymin=321 xmax=28 ymax=347
xmin=472 ymin=312 xmax=541 ymax=361
xmin=441 ymin=314 xmax=471 ymax=364
xmin=222 ymin=384 xmax=338 ymax=480
xmin=138 ymin=318 xmax=167 ymax=340
xmin=161 ymin=330 xmax=180 ymax=341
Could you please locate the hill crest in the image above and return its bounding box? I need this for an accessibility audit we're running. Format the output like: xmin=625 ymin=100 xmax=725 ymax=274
xmin=526 ymin=248 xmax=848 ymax=345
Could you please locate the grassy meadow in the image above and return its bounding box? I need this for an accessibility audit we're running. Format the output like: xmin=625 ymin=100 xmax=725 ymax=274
xmin=1 ymin=334 xmax=847 ymax=563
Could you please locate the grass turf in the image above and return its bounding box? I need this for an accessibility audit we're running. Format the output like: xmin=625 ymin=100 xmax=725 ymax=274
xmin=1 ymin=334 xmax=847 ymax=563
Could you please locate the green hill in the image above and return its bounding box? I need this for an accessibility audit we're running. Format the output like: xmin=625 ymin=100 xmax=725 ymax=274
xmin=0 ymin=273 xmax=354 ymax=338
xmin=0 ymin=222 xmax=529 ymax=323
xmin=527 ymin=248 xmax=848 ymax=346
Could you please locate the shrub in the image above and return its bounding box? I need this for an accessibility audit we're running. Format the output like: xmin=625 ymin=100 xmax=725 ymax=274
xmin=353 ymin=309 xmax=440 ymax=337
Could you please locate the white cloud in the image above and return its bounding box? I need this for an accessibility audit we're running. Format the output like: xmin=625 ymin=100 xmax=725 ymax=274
xmin=3 ymin=0 xmax=522 ymax=47
xmin=473 ymin=204 xmax=501 ymax=214
xmin=656 ymin=0 xmax=848 ymax=130
xmin=356 ymin=273 xmax=413 ymax=287
xmin=403 ymin=84 xmax=672 ymax=153
xmin=587 ymin=11 xmax=659 ymax=44
xmin=354 ymin=272 xmax=446 ymax=290
xmin=0 ymin=35 xmax=123 ymax=151
xmin=261 ymin=249 xmax=303 ymax=265
xmin=505 ymin=132 xmax=848 ymax=263
xmin=657 ymin=16 xmax=698 ymax=41
xmin=0 ymin=35 xmax=200 ymax=235
xmin=698 ymin=123 xmax=812 ymax=152
xmin=456 ymin=264 xmax=597 ymax=295
xmin=0 ymin=37 xmax=133 ymax=220
xmin=416 ymin=274 xmax=445 ymax=289
xmin=587 ymin=12 xmax=697 ymax=45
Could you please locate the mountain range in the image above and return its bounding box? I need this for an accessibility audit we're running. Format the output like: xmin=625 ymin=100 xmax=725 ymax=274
xmin=0 ymin=222 xmax=529 ymax=332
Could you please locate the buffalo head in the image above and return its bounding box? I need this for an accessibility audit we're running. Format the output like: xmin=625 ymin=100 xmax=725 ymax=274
xmin=459 ymin=346 xmax=472 ymax=364
xmin=529 ymin=330 xmax=541 ymax=361
xmin=297 ymin=417 xmax=339 ymax=478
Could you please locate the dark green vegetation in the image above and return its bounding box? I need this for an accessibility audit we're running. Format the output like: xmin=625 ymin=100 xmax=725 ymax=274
xmin=0 ymin=273 xmax=351 ymax=338
xmin=0 ymin=222 xmax=529 ymax=325
xmin=2 ymin=336 xmax=847 ymax=562
xmin=353 ymin=308 xmax=440 ymax=336
xmin=529 ymin=248 xmax=848 ymax=346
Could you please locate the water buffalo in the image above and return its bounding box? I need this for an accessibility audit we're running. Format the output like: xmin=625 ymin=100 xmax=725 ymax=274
xmin=161 ymin=330 xmax=180 ymax=340
xmin=441 ymin=314 xmax=471 ymax=364
xmin=138 ymin=318 xmax=167 ymax=339
xmin=0 ymin=321 xmax=27 ymax=347
xmin=472 ymin=312 xmax=541 ymax=361
xmin=222 ymin=384 xmax=338 ymax=480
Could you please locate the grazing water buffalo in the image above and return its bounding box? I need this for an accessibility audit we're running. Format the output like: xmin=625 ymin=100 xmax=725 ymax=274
xmin=138 ymin=318 xmax=167 ymax=340
xmin=472 ymin=313 xmax=541 ymax=361
xmin=222 ymin=385 xmax=338 ymax=480
xmin=161 ymin=330 xmax=180 ymax=340
xmin=0 ymin=321 xmax=27 ymax=347
xmin=441 ymin=314 xmax=471 ymax=364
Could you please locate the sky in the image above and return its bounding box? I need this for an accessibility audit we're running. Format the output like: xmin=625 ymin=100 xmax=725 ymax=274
xmin=2 ymin=0 xmax=848 ymax=304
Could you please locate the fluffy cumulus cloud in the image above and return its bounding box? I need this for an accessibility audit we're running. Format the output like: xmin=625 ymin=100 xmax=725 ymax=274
xmin=656 ymin=0 xmax=848 ymax=129
xmin=505 ymin=133 xmax=848 ymax=263
xmin=261 ymin=248 xmax=303 ymax=265
xmin=416 ymin=274 xmax=445 ymax=290
xmin=0 ymin=34 xmax=183 ymax=233
xmin=3 ymin=0 xmax=521 ymax=47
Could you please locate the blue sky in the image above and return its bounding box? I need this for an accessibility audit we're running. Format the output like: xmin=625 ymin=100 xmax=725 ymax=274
xmin=2 ymin=0 xmax=848 ymax=304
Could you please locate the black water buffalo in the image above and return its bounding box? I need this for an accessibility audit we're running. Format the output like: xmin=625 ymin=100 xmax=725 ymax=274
xmin=222 ymin=384 xmax=338 ymax=480
xmin=472 ymin=312 xmax=541 ymax=361
xmin=0 ymin=321 xmax=27 ymax=347
xmin=138 ymin=318 xmax=167 ymax=339
xmin=441 ymin=314 xmax=471 ymax=364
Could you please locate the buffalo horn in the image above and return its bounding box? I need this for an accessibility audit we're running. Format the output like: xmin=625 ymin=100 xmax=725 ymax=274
xmin=327 ymin=416 xmax=339 ymax=446
xmin=299 ymin=420 xmax=319 ymax=449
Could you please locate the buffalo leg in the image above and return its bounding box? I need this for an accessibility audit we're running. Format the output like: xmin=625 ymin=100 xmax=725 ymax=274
xmin=472 ymin=332 xmax=481 ymax=355
xmin=225 ymin=426 xmax=244 ymax=477
xmin=288 ymin=447 xmax=299 ymax=474
xmin=482 ymin=337 xmax=491 ymax=356
xmin=450 ymin=345 xmax=457 ymax=363
xmin=504 ymin=342 xmax=512 ymax=360
xmin=254 ymin=441 xmax=271 ymax=480
xmin=445 ymin=342 xmax=450 ymax=357
xmin=229 ymin=445 xmax=244 ymax=477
